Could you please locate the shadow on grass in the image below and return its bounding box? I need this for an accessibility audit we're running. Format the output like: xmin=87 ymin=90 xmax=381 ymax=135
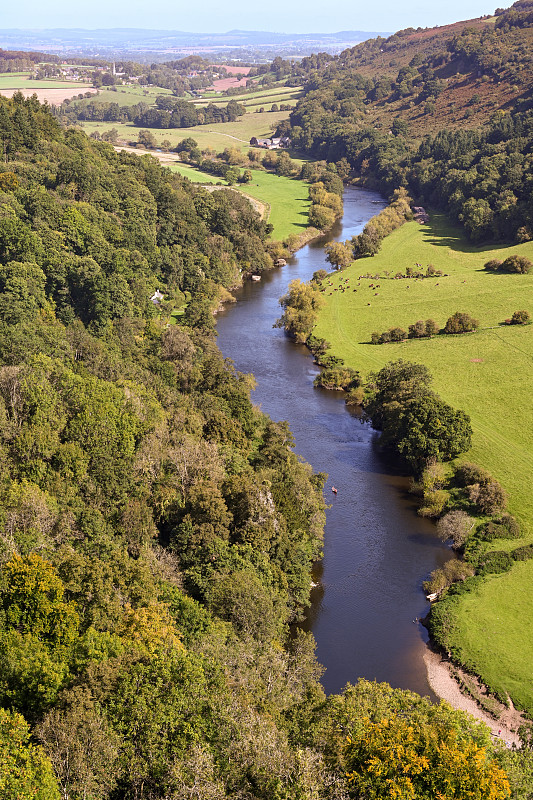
xmin=421 ymin=214 xmax=516 ymax=255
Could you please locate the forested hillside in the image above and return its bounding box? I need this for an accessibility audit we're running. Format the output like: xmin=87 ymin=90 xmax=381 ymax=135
xmin=282 ymin=0 xmax=533 ymax=244
xmin=0 ymin=92 xmax=532 ymax=799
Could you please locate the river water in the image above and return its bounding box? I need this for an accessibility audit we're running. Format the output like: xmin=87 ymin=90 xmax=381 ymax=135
xmin=216 ymin=186 xmax=452 ymax=698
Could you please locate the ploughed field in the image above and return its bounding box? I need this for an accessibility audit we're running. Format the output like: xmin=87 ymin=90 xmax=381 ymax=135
xmin=313 ymin=213 xmax=533 ymax=712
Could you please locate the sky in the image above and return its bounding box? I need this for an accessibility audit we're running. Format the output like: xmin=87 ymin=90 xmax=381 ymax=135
xmin=2 ymin=0 xmax=497 ymax=34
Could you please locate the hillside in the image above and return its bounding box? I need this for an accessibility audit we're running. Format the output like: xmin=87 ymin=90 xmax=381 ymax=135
xmin=292 ymin=3 xmax=532 ymax=137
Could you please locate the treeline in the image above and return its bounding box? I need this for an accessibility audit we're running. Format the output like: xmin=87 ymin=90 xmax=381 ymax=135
xmin=0 ymin=47 xmax=59 ymax=73
xmin=62 ymin=95 xmax=246 ymax=128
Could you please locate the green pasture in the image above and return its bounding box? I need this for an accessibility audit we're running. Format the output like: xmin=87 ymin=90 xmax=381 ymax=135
xmin=167 ymin=163 xmax=220 ymax=183
xmin=168 ymin=163 xmax=310 ymax=240
xmin=237 ymin=170 xmax=310 ymax=240
xmin=75 ymin=84 xmax=172 ymax=107
xmin=313 ymin=213 xmax=533 ymax=711
xmin=193 ymin=86 xmax=302 ymax=107
xmin=0 ymin=73 xmax=91 ymax=90
xmin=446 ymin=560 xmax=533 ymax=713
xmin=80 ymin=109 xmax=291 ymax=152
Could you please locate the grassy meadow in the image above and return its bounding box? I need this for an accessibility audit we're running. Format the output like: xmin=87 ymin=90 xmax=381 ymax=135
xmin=313 ymin=212 xmax=533 ymax=710
xmin=80 ymin=109 xmax=290 ymax=153
xmin=0 ymin=73 xmax=91 ymax=89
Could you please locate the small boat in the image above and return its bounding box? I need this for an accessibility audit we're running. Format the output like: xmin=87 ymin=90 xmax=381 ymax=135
xmin=251 ymin=274 xmax=261 ymax=282
xmin=331 ymin=486 xmax=338 ymax=494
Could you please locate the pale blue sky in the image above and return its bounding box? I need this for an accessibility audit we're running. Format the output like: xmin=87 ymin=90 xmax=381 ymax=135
xmin=4 ymin=0 xmax=496 ymax=34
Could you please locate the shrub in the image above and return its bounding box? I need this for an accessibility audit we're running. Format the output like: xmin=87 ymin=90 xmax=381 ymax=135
xmin=501 ymin=255 xmax=532 ymax=273
xmin=512 ymin=545 xmax=533 ymax=561
xmin=454 ymin=462 xmax=490 ymax=487
xmin=467 ymin=480 xmax=507 ymax=515
xmin=479 ymin=550 xmax=513 ymax=574
xmin=444 ymin=312 xmax=479 ymax=334
xmin=510 ymin=309 xmax=530 ymax=324
xmin=484 ymin=258 xmax=503 ymax=271
xmin=437 ymin=511 xmax=476 ymax=549
xmin=345 ymin=386 xmax=365 ymax=405
xmin=480 ymin=514 xmax=520 ymax=541
xmin=314 ymin=366 xmax=360 ymax=391
xmin=418 ymin=489 xmax=449 ymax=518
xmin=423 ymin=559 xmax=475 ymax=595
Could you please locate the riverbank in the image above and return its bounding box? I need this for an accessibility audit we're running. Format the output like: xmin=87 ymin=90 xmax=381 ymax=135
xmin=311 ymin=208 xmax=533 ymax=714
xmin=215 ymin=186 xmax=453 ymax=698
xmin=424 ymin=646 xmax=525 ymax=747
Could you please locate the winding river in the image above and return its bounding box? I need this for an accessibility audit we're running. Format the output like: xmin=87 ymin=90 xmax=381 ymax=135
xmin=216 ymin=186 xmax=453 ymax=698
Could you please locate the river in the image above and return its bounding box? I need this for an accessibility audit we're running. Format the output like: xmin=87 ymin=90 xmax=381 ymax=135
xmin=216 ymin=186 xmax=453 ymax=698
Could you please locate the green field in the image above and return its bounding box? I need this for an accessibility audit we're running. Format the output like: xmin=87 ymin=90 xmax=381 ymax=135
xmin=74 ymin=84 xmax=173 ymax=107
xmin=0 ymin=73 xmax=90 ymax=90
xmin=167 ymin=163 xmax=220 ymax=183
xmin=168 ymin=164 xmax=310 ymax=240
xmin=313 ymin=213 xmax=533 ymax=711
xmin=80 ymin=109 xmax=291 ymax=153
xmin=193 ymin=85 xmax=302 ymax=109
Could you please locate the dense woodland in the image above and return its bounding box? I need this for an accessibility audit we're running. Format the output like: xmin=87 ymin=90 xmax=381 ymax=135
xmin=2 ymin=27 xmax=533 ymax=799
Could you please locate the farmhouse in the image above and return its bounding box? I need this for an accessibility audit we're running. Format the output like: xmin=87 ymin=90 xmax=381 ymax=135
xmin=250 ymin=136 xmax=292 ymax=150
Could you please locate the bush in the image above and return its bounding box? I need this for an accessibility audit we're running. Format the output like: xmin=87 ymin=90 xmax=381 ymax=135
xmin=314 ymin=366 xmax=360 ymax=391
xmin=418 ymin=489 xmax=449 ymax=518
xmin=423 ymin=559 xmax=475 ymax=595
xmin=512 ymin=545 xmax=533 ymax=561
xmin=467 ymin=480 xmax=507 ymax=515
xmin=501 ymin=255 xmax=532 ymax=274
xmin=437 ymin=511 xmax=476 ymax=549
xmin=479 ymin=550 xmax=513 ymax=574
xmin=345 ymin=387 xmax=365 ymax=405
xmin=510 ymin=309 xmax=530 ymax=324
xmin=444 ymin=312 xmax=479 ymax=334
xmin=480 ymin=514 xmax=520 ymax=541
xmin=454 ymin=462 xmax=491 ymax=487
xmin=484 ymin=258 xmax=503 ymax=271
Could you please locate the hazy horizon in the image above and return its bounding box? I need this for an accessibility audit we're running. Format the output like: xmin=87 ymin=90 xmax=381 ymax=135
xmin=4 ymin=0 xmax=497 ymax=36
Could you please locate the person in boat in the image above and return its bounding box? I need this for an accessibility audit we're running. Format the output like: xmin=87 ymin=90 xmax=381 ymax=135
xmin=331 ymin=486 xmax=337 ymax=494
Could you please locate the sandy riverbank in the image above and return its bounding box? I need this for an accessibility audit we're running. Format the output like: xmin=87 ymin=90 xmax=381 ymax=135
xmin=424 ymin=645 xmax=526 ymax=747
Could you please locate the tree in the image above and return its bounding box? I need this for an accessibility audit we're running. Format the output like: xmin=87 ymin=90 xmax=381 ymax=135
xmin=344 ymin=709 xmax=511 ymax=799
xmin=325 ymin=241 xmax=353 ymax=270
xmin=390 ymin=394 xmax=472 ymax=471
xmin=0 ymin=554 xmax=79 ymax=649
xmin=437 ymin=510 xmax=476 ymax=548
xmin=275 ymin=279 xmax=324 ymax=343
xmin=137 ymin=129 xmax=157 ymax=149
xmin=510 ymin=309 xmax=530 ymax=324
xmin=444 ymin=311 xmax=479 ymax=334
xmin=0 ymin=708 xmax=60 ymax=800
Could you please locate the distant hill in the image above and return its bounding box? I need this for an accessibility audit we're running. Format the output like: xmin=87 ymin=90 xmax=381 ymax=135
xmin=0 ymin=28 xmax=391 ymax=61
